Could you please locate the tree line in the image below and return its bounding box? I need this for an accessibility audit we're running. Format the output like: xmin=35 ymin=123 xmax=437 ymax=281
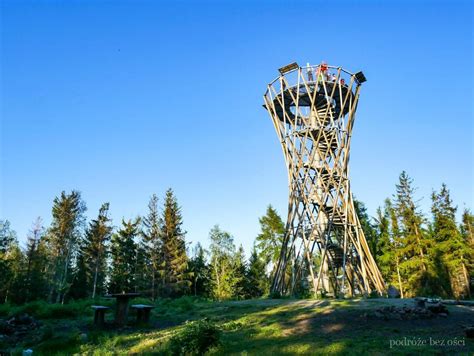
xmin=360 ymin=171 xmax=473 ymax=299
xmin=0 ymin=171 xmax=472 ymax=304
xmin=0 ymin=188 xmax=276 ymax=304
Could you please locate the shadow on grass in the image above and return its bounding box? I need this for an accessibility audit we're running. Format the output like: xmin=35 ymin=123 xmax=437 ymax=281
xmin=215 ymin=300 xmax=474 ymax=355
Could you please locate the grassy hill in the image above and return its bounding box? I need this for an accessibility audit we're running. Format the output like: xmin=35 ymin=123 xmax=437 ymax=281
xmin=1 ymin=297 xmax=473 ymax=355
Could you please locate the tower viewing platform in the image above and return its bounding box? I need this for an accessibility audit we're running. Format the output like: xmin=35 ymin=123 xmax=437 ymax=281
xmin=264 ymin=63 xmax=360 ymax=123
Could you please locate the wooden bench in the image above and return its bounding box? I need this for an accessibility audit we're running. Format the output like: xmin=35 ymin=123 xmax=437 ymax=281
xmin=130 ymin=304 xmax=155 ymax=324
xmin=91 ymin=305 xmax=110 ymax=327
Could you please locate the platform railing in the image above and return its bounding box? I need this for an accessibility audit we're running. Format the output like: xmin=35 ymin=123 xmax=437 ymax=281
xmin=264 ymin=64 xmax=356 ymax=98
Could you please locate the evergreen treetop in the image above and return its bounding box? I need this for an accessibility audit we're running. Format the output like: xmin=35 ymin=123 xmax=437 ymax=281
xmin=109 ymin=218 xmax=140 ymax=294
xmin=160 ymin=189 xmax=190 ymax=297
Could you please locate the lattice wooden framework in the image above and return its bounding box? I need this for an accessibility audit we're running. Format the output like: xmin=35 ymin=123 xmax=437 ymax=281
xmin=263 ymin=62 xmax=385 ymax=297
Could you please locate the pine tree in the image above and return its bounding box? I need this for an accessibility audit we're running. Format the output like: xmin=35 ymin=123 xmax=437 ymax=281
xmin=47 ymin=190 xmax=86 ymax=303
xmin=209 ymin=225 xmax=237 ymax=300
xmin=256 ymin=205 xmax=285 ymax=275
xmin=432 ymin=184 xmax=470 ymax=298
xmin=109 ymin=219 xmax=140 ymax=293
xmin=81 ymin=203 xmax=113 ymax=298
xmin=160 ymin=189 xmax=190 ymax=297
xmin=142 ymin=194 xmax=163 ymax=299
xmin=245 ymin=246 xmax=269 ymax=298
xmin=188 ymin=243 xmax=209 ymax=297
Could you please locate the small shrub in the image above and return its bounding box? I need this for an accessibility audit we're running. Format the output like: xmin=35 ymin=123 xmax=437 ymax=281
xmin=168 ymin=319 xmax=220 ymax=355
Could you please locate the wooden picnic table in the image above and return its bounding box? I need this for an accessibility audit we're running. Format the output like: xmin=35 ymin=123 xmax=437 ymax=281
xmin=104 ymin=292 xmax=141 ymax=325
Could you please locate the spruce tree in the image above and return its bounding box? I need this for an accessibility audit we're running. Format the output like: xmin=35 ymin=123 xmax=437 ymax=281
xmin=393 ymin=171 xmax=429 ymax=297
xmin=109 ymin=219 xmax=140 ymax=293
xmin=388 ymin=198 xmax=406 ymax=298
xmin=0 ymin=220 xmax=17 ymax=302
xmin=134 ymin=241 xmax=149 ymax=294
xmin=70 ymin=251 xmax=89 ymax=299
xmin=461 ymin=209 xmax=474 ymax=247
xmin=460 ymin=209 xmax=474 ymax=297
xmin=6 ymin=244 xmax=26 ymax=304
xmin=374 ymin=200 xmax=395 ymax=284
xmin=432 ymin=184 xmax=470 ymax=298
xmin=81 ymin=203 xmax=113 ymax=298
xmin=47 ymin=190 xmax=86 ymax=303
xmin=160 ymin=189 xmax=190 ymax=297
xmin=24 ymin=218 xmax=49 ymax=302
xmin=0 ymin=220 xmax=16 ymax=254
xmin=245 ymin=246 xmax=269 ymax=298
xmin=256 ymin=205 xmax=285 ymax=275
xmin=232 ymin=245 xmax=247 ymax=299
xmin=188 ymin=243 xmax=209 ymax=297
xmin=142 ymin=194 xmax=163 ymax=299
xmin=354 ymin=199 xmax=378 ymax=260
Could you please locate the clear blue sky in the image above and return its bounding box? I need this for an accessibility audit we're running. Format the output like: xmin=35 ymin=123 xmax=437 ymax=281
xmin=1 ymin=0 xmax=472 ymax=254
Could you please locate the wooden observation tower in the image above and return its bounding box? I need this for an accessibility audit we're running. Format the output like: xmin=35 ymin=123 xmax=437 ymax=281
xmin=263 ymin=62 xmax=385 ymax=297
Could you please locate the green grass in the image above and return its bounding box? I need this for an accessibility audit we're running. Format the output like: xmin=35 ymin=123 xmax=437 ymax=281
xmin=2 ymin=297 xmax=473 ymax=355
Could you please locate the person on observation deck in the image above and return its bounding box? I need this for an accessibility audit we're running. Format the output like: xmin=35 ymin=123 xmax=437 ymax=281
xmin=316 ymin=64 xmax=325 ymax=82
xmin=320 ymin=61 xmax=328 ymax=72
xmin=320 ymin=61 xmax=329 ymax=81
xmin=306 ymin=63 xmax=313 ymax=82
